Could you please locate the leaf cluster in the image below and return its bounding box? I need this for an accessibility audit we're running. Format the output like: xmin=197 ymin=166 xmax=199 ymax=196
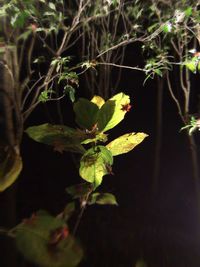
xmin=8 ymin=92 xmax=147 ymax=267
xmin=26 ymin=92 xmax=148 ymax=189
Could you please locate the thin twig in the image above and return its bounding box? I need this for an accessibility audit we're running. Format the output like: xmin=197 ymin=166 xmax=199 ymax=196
xmin=97 ymin=62 xmax=144 ymax=72
xmin=166 ymin=70 xmax=184 ymax=122
xmin=72 ymin=189 xmax=92 ymax=236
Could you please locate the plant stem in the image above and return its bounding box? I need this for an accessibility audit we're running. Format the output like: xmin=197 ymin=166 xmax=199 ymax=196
xmin=72 ymin=189 xmax=92 ymax=236
xmin=72 ymin=204 xmax=87 ymax=236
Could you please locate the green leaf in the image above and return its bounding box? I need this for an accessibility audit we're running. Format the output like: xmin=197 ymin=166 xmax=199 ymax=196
xmin=162 ymin=23 xmax=172 ymax=33
xmin=11 ymin=11 xmax=29 ymax=28
xmin=79 ymin=146 xmax=113 ymax=189
xmin=184 ymin=60 xmax=197 ymax=73
xmin=111 ymin=0 xmax=119 ymax=7
xmin=66 ymin=183 xmax=93 ymax=199
xmin=25 ymin=123 xmax=85 ymax=154
xmin=51 ymin=58 xmax=60 ymax=66
xmin=15 ymin=212 xmax=83 ymax=267
xmin=106 ymin=132 xmax=148 ymax=156
xmin=0 ymin=149 xmax=22 ymax=192
xmin=38 ymin=90 xmax=54 ymax=103
xmin=88 ymin=193 xmax=118 ymax=205
xmin=154 ymin=68 xmax=162 ymax=77
xmin=97 ymin=92 xmax=131 ymax=132
xmin=185 ymin=7 xmax=192 ymax=17
xmin=63 ymin=86 xmax=76 ymax=103
xmin=73 ymin=98 xmax=99 ymax=130
xmin=73 ymin=93 xmax=131 ymax=132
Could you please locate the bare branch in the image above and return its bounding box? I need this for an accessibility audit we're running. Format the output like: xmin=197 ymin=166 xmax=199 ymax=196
xmin=97 ymin=62 xmax=144 ymax=72
xmin=166 ymin=70 xmax=184 ymax=122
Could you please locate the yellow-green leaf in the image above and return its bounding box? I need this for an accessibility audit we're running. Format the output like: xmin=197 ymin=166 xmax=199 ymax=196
xmin=97 ymin=92 xmax=131 ymax=132
xmin=79 ymin=146 xmax=113 ymax=189
xmin=106 ymin=132 xmax=148 ymax=156
xmin=91 ymin=95 xmax=105 ymax=108
xmin=0 ymin=150 xmax=22 ymax=192
xmin=184 ymin=60 xmax=197 ymax=73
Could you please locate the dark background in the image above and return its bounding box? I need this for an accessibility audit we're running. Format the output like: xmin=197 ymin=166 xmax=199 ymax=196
xmin=1 ymin=43 xmax=200 ymax=267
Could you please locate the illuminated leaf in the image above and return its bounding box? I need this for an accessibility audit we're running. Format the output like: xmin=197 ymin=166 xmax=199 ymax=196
xmin=15 ymin=212 xmax=83 ymax=267
xmin=79 ymin=146 xmax=113 ymax=188
xmin=73 ymin=98 xmax=99 ymax=129
xmin=73 ymin=93 xmax=131 ymax=133
xmin=0 ymin=149 xmax=22 ymax=192
xmin=25 ymin=124 xmax=85 ymax=154
xmin=88 ymin=193 xmax=118 ymax=205
xmin=106 ymin=132 xmax=148 ymax=156
xmin=97 ymin=92 xmax=131 ymax=132
xmin=91 ymin=95 xmax=105 ymax=108
xmin=184 ymin=60 xmax=197 ymax=73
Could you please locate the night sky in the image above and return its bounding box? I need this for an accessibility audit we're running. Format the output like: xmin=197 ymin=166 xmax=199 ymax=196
xmin=1 ymin=43 xmax=200 ymax=267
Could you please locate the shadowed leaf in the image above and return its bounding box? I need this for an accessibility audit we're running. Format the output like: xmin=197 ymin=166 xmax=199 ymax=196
xmin=15 ymin=212 xmax=83 ymax=267
xmin=88 ymin=192 xmax=118 ymax=205
xmin=25 ymin=124 xmax=85 ymax=154
xmin=73 ymin=98 xmax=99 ymax=129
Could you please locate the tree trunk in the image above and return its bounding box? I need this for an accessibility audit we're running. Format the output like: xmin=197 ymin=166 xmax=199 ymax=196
xmin=0 ymin=44 xmax=19 ymax=267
